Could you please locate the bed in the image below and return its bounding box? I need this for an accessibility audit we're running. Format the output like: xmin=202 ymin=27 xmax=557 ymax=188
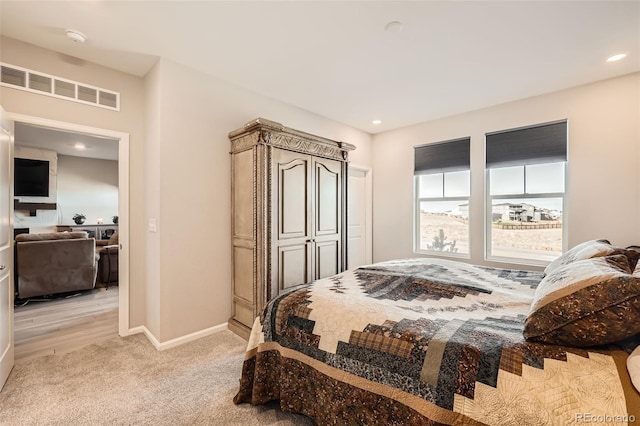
xmin=234 ymin=241 xmax=640 ymax=425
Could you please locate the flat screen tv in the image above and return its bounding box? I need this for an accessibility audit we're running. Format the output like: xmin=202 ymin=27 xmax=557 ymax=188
xmin=14 ymin=158 xmax=50 ymax=197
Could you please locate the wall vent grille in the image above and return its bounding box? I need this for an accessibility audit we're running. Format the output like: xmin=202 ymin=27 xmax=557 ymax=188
xmin=0 ymin=63 xmax=120 ymax=111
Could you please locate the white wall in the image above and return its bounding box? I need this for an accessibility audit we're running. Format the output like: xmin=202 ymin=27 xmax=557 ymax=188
xmin=12 ymin=149 xmax=118 ymax=234
xmin=372 ymin=72 xmax=640 ymax=270
xmin=143 ymin=61 xmax=162 ymax=339
xmin=146 ymin=58 xmax=373 ymax=343
xmin=2 ymin=36 xmax=373 ymax=345
xmin=1 ymin=36 xmax=147 ymax=327
xmin=56 ymin=155 xmax=118 ymax=226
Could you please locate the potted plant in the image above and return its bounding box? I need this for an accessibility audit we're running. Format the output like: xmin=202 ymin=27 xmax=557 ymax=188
xmin=112 ymin=215 xmax=119 ymax=224
xmin=73 ymin=213 xmax=86 ymax=225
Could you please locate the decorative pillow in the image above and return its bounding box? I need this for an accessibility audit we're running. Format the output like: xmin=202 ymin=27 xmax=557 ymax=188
xmin=544 ymin=239 xmax=626 ymax=275
xmin=524 ymin=255 xmax=640 ymax=347
xmin=628 ymin=246 xmax=640 ymax=276
xmin=108 ymin=231 xmax=119 ymax=245
xmin=628 ymin=345 xmax=640 ymax=393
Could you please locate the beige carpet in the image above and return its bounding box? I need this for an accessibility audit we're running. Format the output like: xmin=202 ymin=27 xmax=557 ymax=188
xmin=0 ymin=330 xmax=314 ymax=425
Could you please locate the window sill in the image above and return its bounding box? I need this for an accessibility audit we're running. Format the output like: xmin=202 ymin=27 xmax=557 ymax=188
xmin=484 ymin=254 xmax=549 ymax=269
xmin=413 ymin=249 xmax=470 ymax=260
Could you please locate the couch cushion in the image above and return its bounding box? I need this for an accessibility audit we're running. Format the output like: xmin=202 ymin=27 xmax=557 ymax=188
xmin=16 ymin=231 xmax=89 ymax=242
xmin=525 ymin=255 xmax=640 ymax=347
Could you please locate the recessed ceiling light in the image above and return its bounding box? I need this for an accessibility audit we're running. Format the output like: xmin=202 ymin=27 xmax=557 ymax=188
xmin=372 ymin=120 xmax=382 ymax=125
xmin=74 ymin=142 xmax=86 ymax=150
xmin=606 ymin=53 xmax=627 ymax=62
xmin=385 ymin=21 xmax=403 ymax=33
xmin=65 ymin=29 xmax=87 ymax=44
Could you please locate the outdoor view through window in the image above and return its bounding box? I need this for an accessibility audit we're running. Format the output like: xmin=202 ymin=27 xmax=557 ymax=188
xmin=487 ymin=163 xmax=564 ymax=262
xmin=417 ymin=163 xmax=564 ymax=262
xmin=415 ymin=121 xmax=566 ymax=263
xmin=417 ymin=171 xmax=470 ymax=255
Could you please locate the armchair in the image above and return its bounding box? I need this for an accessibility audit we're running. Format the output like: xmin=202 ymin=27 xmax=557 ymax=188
xmin=97 ymin=231 xmax=119 ymax=286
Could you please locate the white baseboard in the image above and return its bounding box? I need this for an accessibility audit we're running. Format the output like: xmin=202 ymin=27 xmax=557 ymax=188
xmin=122 ymin=325 xmax=145 ymax=337
xmin=125 ymin=323 xmax=229 ymax=351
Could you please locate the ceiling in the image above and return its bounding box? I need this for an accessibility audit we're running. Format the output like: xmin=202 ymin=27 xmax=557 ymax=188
xmin=14 ymin=123 xmax=119 ymax=161
xmin=1 ymin=1 xmax=639 ymax=135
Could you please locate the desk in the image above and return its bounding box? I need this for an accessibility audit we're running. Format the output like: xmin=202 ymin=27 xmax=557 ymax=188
xmin=56 ymin=224 xmax=118 ymax=240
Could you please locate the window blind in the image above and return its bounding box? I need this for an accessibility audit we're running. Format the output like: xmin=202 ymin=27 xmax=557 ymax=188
xmin=486 ymin=121 xmax=567 ymax=168
xmin=414 ymin=137 xmax=470 ymax=175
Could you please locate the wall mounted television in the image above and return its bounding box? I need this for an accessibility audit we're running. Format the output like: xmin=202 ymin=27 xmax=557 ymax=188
xmin=14 ymin=158 xmax=50 ymax=197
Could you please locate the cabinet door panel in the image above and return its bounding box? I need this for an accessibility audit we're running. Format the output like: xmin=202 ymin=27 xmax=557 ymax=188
xmin=232 ymin=149 xmax=254 ymax=239
xmin=233 ymin=246 xmax=254 ymax=303
xmin=315 ymin=240 xmax=339 ymax=280
xmin=314 ymin=158 xmax=341 ymax=237
xmin=274 ymin=150 xmax=311 ymax=240
xmin=278 ymin=243 xmax=310 ymax=290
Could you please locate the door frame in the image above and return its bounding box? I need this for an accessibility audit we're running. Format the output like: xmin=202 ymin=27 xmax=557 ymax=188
xmin=348 ymin=164 xmax=373 ymax=267
xmin=0 ymin=106 xmax=15 ymax=391
xmin=9 ymin=113 xmax=130 ymax=336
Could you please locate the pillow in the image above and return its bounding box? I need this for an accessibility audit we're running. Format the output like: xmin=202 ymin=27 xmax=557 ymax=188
xmin=616 ymin=333 xmax=640 ymax=354
xmin=108 ymin=231 xmax=119 ymax=246
xmin=544 ymin=239 xmax=631 ymax=275
xmin=628 ymin=345 xmax=640 ymax=393
xmin=524 ymin=255 xmax=640 ymax=347
xmin=628 ymin=246 xmax=640 ymax=276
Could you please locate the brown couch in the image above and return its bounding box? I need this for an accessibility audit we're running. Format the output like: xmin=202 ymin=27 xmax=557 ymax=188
xmin=96 ymin=231 xmax=119 ymax=286
xmin=15 ymin=231 xmax=98 ymax=299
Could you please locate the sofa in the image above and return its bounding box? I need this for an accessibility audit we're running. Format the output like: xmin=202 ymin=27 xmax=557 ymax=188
xmin=96 ymin=231 xmax=119 ymax=286
xmin=15 ymin=231 xmax=98 ymax=299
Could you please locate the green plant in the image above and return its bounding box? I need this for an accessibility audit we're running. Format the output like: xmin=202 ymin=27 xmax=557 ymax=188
xmin=427 ymin=229 xmax=458 ymax=253
xmin=72 ymin=213 xmax=85 ymax=221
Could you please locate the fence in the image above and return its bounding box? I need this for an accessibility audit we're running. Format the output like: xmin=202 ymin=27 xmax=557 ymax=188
xmin=492 ymin=222 xmax=562 ymax=230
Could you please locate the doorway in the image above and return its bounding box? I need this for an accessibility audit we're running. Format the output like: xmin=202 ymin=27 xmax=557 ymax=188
xmin=9 ymin=113 xmax=130 ymax=348
xmin=347 ymin=165 xmax=372 ymax=269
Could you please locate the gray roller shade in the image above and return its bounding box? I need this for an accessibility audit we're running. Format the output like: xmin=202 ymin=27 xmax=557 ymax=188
xmin=486 ymin=121 xmax=567 ymax=168
xmin=414 ymin=138 xmax=470 ymax=175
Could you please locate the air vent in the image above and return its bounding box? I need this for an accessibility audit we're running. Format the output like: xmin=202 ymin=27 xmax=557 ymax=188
xmin=1 ymin=65 xmax=26 ymax=87
xmin=77 ymin=85 xmax=97 ymax=103
xmin=0 ymin=63 xmax=120 ymax=111
xmin=29 ymin=73 xmax=52 ymax=92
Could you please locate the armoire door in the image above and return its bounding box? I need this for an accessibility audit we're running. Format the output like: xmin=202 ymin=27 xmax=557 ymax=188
xmin=272 ymin=149 xmax=312 ymax=296
xmin=312 ymin=157 xmax=342 ymax=280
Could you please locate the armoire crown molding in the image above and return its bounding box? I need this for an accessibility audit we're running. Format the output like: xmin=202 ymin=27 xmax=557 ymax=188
xmin=229 ymin=118 xmax=355 ymax=161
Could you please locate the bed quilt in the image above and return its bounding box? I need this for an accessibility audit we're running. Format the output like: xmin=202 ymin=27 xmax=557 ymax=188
xmin=234 ymin=258 xmax=640 ymax=425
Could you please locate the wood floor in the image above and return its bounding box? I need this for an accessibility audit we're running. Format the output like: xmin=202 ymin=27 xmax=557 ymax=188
xmin=13 ymin=286 xmax=119 ymax=362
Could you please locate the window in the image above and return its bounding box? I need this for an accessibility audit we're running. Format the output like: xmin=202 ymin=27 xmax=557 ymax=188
xmin=485 ymin=121 xmax=567 ymax=264
xmin=414 ymin=138 xmax=470 ymax=256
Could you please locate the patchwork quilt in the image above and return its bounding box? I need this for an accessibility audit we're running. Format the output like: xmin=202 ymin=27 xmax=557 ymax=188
xmin=234 ymin=258 xmax=640 ymax=425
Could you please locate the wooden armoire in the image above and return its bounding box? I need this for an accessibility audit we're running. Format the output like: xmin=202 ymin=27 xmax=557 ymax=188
xmin=228 ymin=118 xmax=355 ymax=338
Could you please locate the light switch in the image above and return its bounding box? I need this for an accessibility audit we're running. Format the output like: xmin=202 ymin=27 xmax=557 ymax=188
xmin=149 ymin=218 xmax=157 ymax=232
